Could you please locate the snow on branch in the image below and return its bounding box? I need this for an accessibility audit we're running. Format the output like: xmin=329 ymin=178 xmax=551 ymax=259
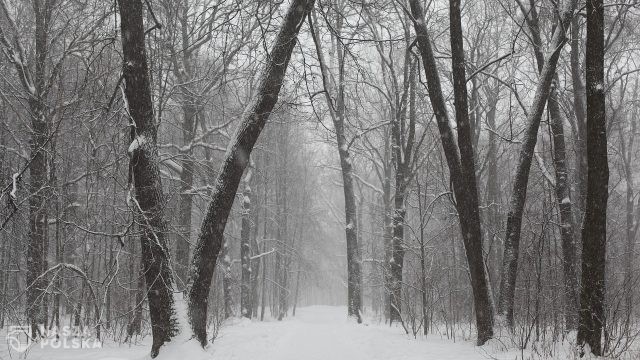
xmin=534 ymin=152 xmax=556 ymax=187
xmin=128 ymin=135 xmax=148 ymax=154
xmin=0 ymin=0 xmax=36 ymax=97
xmin=250 ymin=248 xmax=276 ymax=260
xmin=9 ymin=172 xmax=18 ymax=200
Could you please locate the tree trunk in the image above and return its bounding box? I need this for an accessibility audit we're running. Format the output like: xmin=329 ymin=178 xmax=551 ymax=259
xmin=221 ymin=237 xmax=233 ymax=318
xmin=496 ymin=0 xmax=577 ymax=327
xmin=417 ymin=179 xmax=430 ymax=335
xmin=484 ymin=84 xmax=501 ymax=295
xmin=308 ymin=10 xmax=362 ymax=322
xmin=118 ymin=0 xmax=180 ymax=356
xmin=577 ymin=0 xmax=608 ymax=354
xmin=277 ymin=123 xmax=289 ymax=321
xmin=570 ymin=17 xmax=588 ymax=220
xmin=382 ymin=133 xmax=393 ymax=321
xmin=519 ymin=2 xmax=580 ymax=330
xmin=409 ymin=0 xmax=494 ymax=344
xmin=619 ymin=87 xmax=638 ymax=315
xmin=25 ymin=0 xmax=51 ymax=338
xmin=549 ymin=95 xmax=580 ymax=330
xmin=175 ymin=103 xmax=196 ymax=287
xmin=389 ymin=57 xmax=416 ymax=325
xmin=127 ymin=259 xmax=145 ymax=341
xmin=241 ymin=170 xmax=254 ymax=318
xmin=389 ymin=188 xmax=405 ymax=323
xmin=449 ymin=0 xmax=494 ymax=342
xmin=187 ymin=0 xmax=315 ymax=346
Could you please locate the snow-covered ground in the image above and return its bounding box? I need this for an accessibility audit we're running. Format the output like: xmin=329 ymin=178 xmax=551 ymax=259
xmin=2 ymin=306 xmax=634 ymax=359
xmin=211 ymin=306 xmax=520 ymax=360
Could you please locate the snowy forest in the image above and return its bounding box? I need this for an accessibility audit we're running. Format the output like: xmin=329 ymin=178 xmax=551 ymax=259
xmin=0 ymin=0 xmax=636 ymax=359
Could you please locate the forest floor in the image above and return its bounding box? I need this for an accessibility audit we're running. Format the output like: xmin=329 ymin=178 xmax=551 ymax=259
xmin=1 ymin=306 xmax=628 ymax=359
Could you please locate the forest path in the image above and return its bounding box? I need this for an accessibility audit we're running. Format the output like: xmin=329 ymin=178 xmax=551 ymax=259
xmin=2 ymin=306 xmax=524 ymax=360
xmin=211 ymin=306 xmax=497 ymax=360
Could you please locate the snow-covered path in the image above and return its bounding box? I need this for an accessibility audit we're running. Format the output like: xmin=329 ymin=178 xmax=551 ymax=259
xmin=211 ymin=306 xmax=502 ymax=360
xmin=4 ymin=306 xmax=531 ymax=360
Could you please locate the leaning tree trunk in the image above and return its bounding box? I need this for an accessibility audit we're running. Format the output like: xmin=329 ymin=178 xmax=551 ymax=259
xmin=409 ymin=0 xmax=494 ymax=344
xmin=187 ymin=0 xmax=315 ymax=346
xmin=496 ymin=0 xmax=577 ymax=327
xmin=519 ymin=3 xmax=579 ymax=330
xmin=118 ymin=0 xmax=180 ymax=356
xmin=577 ymin=0 xmax=608 ymax=355
xmin=448 ymin=0 xmax=494 ymax=343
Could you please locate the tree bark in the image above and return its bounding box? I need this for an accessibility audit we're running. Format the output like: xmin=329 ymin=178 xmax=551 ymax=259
xmin=118 ymin=0 xmax=179 ymax=356
xmin=577 ymin=0 xmax=608 ymax=354
xmin=187 ymin=0 xmax=315 ymax=346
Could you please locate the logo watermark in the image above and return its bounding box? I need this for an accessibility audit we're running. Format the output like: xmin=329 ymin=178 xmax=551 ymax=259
xmin=6 ymin=325 xmax=102 ymax=353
